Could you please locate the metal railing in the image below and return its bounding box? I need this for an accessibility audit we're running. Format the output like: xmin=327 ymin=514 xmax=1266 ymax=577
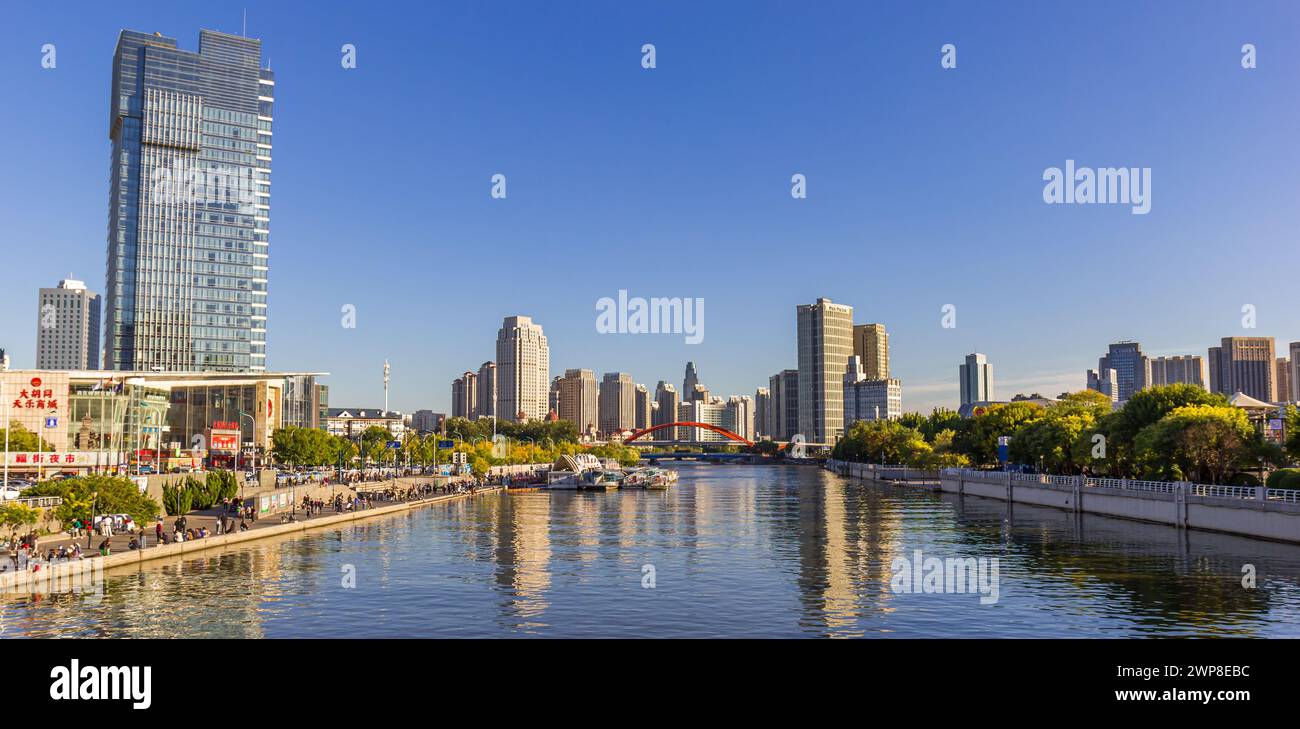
xmin=943 ymin=468 xmax=1300 ymax=504
xmin=4 ymin=496 xmax=63 ymax=508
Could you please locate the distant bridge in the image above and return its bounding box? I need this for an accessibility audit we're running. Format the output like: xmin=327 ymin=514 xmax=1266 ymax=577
xmin=623 ymin=421 xmax=754 ymax=447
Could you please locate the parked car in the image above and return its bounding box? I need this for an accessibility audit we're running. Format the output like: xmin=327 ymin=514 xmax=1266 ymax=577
xmin=92 ymin=514 xmax=137 ymax=533
xmin=0 ymin=486 xmax=25 ymax=501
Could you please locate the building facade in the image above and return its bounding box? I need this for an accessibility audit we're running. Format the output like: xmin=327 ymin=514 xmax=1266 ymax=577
xmin=104 ymin=30 xmax=273 ymax=373
xmin=843 ymin=355 xmax=902 ymax=424
xmin=1086 ymin=368 xmax=1118 ymax=402
xmin=852 ymin=323 xmax=889 ymax=380
xmin=1097 ymin=341 xmax=1150 ymax=402
xmin=476 ymin=361 xmax=497 ymax=420
xmin=634 ymin=384 xmax=652 ymax=431
xmin=682 ymin=361 xmax=701 ymax=403
xmin=1209 ymin=337 xmax=1276 ymax=402
xmin=37 ymin=279 xmax=101 ymax=370
xmin=1291 ymin=342 xmax=1300 ymax=402
xmin=410 ymin=409 xmax=444 ymax=434
xmin=495 ymin=315 xmax=550 ymax=421
xmin=959 ymin=353 xmax=994 ymax=406
xmin=653 ymin=381 xmax=679 ymax=441
xmin=797 ymin=298 xmax=853 ymax=444
xmin=753 ymin=387 xmax=770 ymax=439
xmin=1277 ymin=358 xmax=1291 ymax=406
xmin=1149 ymin=355 xmax=1206 ymax=388
xmin=556 ymin=368 xmax=599 ymax=435
xmin=768 ymin=369 xmax=799 ymax=441
xmin=598 ymin=371 xmax=635 ymax=436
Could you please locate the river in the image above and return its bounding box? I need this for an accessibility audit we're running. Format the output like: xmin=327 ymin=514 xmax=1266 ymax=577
xmin=3 ymin=463 xmax=1298 ymax=637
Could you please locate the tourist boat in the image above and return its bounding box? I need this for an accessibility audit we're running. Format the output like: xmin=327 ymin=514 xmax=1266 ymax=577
xmin=547 ymin=454 xmax=604 ymax=489
xmin=577 ymin=469 xmax=624 ymax=491
xmin=622 ymin=467 xmax=678 ymax=490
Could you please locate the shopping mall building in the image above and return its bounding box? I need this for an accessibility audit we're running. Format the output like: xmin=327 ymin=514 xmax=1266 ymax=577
xmin=1 ymin=370 xmax=326 ymax=476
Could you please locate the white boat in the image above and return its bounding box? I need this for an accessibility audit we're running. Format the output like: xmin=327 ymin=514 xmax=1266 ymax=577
xmin=547 ymin=454 xmax=604 ymax=490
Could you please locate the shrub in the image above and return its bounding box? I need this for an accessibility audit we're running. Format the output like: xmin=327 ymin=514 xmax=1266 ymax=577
xmin=1265 ymin=468 xmax=1300 ymax=490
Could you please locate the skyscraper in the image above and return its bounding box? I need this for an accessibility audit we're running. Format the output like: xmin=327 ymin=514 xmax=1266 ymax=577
xmin=797 ymin=298 xmax=853 ymax=444
xmin=37 ymin=279 xmax=101 ymax=370
xmin=653 ymin=381 xmax=679 ymax=441
xmin=852 ymin=323 xmax=890 ymax=380
xmin=105 ymin=30 xmax=273 ymax=372
xmin=1097 ymin=341 xmax=1150 ymax=402
xmin=959 ymin=353 xmax=994 ymax=406
xmin=724 ymin=395 xmax=755 ymax=441
xmin=634 ymin=384 xmax=652 ymax=431
xmin=556 ymin=368 xmax=599 ymax=435
xmin=451 ymin=373 xmax=477 ymax=419
xmin=768 ymin=369 xmax=799 ymax=441
xmin=496 ymin=315 xmax=550 ymax=421
xmin=1277 ymin=357 xmax=1292 ymax=406
xmin=476 ymin=361 xmax=497 ymax=420
xmin=844 ymin=355 xmax=902 ymax=423
xmin=1290 ymin=342 xmax=1300 ymax=402
xmin=599 ymin=372 xmax=635 ymax=435
xmin=1209 ymin=337 xmax=1276 ymax=402
xmin=753 ymin=387 xmax=770 ymax=438
xmin=682 ymin=362 xmax=701 ymax=403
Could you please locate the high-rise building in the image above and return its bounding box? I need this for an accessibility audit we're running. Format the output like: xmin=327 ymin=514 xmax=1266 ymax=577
xmin=1149 ymin=355 xmax=1206 ymax=388
xmin=634 ymin=384 xmax=652 ymax=431
xmin=1097 ymin=342 xmax=1150 ymax=402
xmin=599 ymin=372 xmax=635 ymax=436
xmin=476 ymin=361 xmax=497 ymax=420
xmin=843 ymin=355 xmax=902 ymax=424
xmin=1290 ymin=342 xmax=1300 ymax=402
xmin=1086 ymin=368 xmax=1118 ymax=402
xmin=797 ymin=298 xmax=853 ymax=444
xmin=753 ymin=387 xmax=770 ymax=439
xmin=37 ymin=279 xmax=101 ymax=370
xmin=768 ymin=369 xmax=799 ymax=441
xmin=653 ymin=381 xmax=679 ymax=441
xmin=852 ymin=323 xmax=889 ymax=380
xmin=682 ymin=361 xmax=700 ymax=403
xmin=959 ymin=353 xmax=994 ymax=406
xmin=411 ymin=409 xmax=444 ymax=434
xmin=281 ymin=374 xmax=324 ymax=429
xmin=105 ymin=30 xmax=273 ymax=373
xmin=1276 ymin=358 xmax=1291 ymax=406
xmin=451 ymin=373 xmax=476 ymax=419
xmin=496 ymin=315 xmax=550 ymax=421
xmin=724 ymin=395 xmax=755 ymax=441
xmin=1209 ymin=337 xmax=1276 ymax=402
xmin=680 ymin=399 xmax=727 ymax=442
xmin=556 ymin=369 xmax=599 ymax=435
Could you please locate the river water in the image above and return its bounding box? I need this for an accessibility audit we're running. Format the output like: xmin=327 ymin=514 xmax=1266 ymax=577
xmin=3 ymin=463 xmax=1298 ymax=638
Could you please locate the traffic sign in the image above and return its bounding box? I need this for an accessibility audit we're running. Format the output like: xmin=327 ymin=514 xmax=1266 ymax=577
xmin=438 ymin=440 xmax=454 ymax=449
xmin=386 ymin=440 xmax=401 ymax=449
xmin=44 ymin=417 xmax=58 ymax=429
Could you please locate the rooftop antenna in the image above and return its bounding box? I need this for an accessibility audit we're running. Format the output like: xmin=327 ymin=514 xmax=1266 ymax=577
xmin=242 ymin=9 xmax=247 ymax=37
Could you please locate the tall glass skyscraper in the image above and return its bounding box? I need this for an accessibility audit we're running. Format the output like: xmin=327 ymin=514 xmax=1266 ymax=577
xmin=105 ymin=29 xmax=273 ymax=372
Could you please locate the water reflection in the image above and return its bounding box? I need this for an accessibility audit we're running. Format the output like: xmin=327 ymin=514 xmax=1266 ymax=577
xmin=2 ymin=464 xmax=1298 ymax=638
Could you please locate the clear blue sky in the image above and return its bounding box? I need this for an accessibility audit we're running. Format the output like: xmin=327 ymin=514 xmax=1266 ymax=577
xmin=1 ymin=0 xmax=1297 ymax=414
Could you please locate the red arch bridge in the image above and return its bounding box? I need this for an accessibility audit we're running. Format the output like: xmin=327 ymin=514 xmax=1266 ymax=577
xmin=622 ymin=421 xmax=754 ymax=447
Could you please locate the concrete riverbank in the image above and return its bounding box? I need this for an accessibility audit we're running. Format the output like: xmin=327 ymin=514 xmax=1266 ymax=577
xmin=827 ymin=459 xmax=1300 ymax=544
xmin=1 ymin=482 xmax=501 ymax=592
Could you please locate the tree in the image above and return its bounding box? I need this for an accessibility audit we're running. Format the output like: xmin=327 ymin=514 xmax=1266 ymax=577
xmin=0 ymin=421 xmax=53 ymax=451
xmin=1092 ymin=384 xmax=1227 ymax=476
xmin=954 ymin=402 xmax=1045 ymax=466
xmin=25 ymin=475 xmax=160 ymax=527
xmin=1008 ymin=391 xmax=1111 ymax=473
xmin=0 ymin=502 xmax=39 ymax=537
xmin=1132 ymin=405 xmax=1255 ymax=483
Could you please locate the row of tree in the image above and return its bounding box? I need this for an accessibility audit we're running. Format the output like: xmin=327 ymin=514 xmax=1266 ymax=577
xmin=833 ymin=385 xmax=1300 ymax=484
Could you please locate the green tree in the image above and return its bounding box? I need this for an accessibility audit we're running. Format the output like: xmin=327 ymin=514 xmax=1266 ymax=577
xmin=0 ymin=421 xmax=53 ymax=451
xmin=26 ymin=475 xmax=160 ymax=527
xmin=1132 ymin=404 xmax=1255 ymax=483
xmin=0 ymin=502 xmax=39 ymax=537
xmin=1091 ymin=384 xmax=1227 ymax=476
xmin=954 ymin=402 xmax=1045 ymax=466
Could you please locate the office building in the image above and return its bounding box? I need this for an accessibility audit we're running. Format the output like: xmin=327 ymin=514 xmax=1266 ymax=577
xmin=411 ymin=409 xmax=444 ymax=434
xmin=768 ymin=369 xmax=799 ymax=441
xmin=451 ymin=371 xmax=477 ymax=419
xmin=797 ymin=298 xmax=853 ymax=444
xmin=281 ymin=374 xmax=325 ymax=429
xmin=653 ymin=381 xmax=679 ymax=441
xmin=1149 ymin=355 xmax=1206 ymax=388
xmin=682 ymin=361 xmax=701 ymax=403
xmin=1096 ymin=341 xmax=1150 ymax=402
xmin=37 ymin=279 xmax=101 ymax=370
xmin=959 ymin=353 xmax=994 ymax=406
xmin=599 ymin=371 xmax=635 ymax=436
xmin=1209 ymin=337 xmax=1276 ymax=402
xmin=556 ymin=368 xmax=599 ymax=435
xmin=634 ymin=384 xmax=652 ymax=431
xmin=1290 ymin=342 xmax=1300 ymax=402
xmin=104 ymin=30 xmax=273 ymax=373
xmin=496 ymin=315 xmax=550 ymax=421
xmin=476 ymin=361 xmax=497 ymax=420
xmin=1086 ymin=368 xmax=1118 ymax=402
xmin=1276 ymin=358 xmax=1291 ymax=405
xmin=843 ymin=355 xmax=902 ymax=424
xmin=724 ymin=395 xmax=755 ymax=441
xmin=753 ymin=387 xmax=770 ymax=439
xmin=852 ymin=323 xmax=889 ymax=380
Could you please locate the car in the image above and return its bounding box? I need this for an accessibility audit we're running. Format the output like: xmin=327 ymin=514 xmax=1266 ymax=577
xmin=93 ymin=514 xmax=136 ymax=533
xmin=0 ymin=486 xmax=24 ymax=500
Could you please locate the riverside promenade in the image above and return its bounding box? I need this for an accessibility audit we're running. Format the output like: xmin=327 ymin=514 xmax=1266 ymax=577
xmin=0 ymin=476 xmax=501 ymax=593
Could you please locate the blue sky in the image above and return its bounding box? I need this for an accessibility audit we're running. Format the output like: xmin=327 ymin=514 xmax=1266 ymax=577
xmin=1 ymin=0 xmax=1297 ymax=414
